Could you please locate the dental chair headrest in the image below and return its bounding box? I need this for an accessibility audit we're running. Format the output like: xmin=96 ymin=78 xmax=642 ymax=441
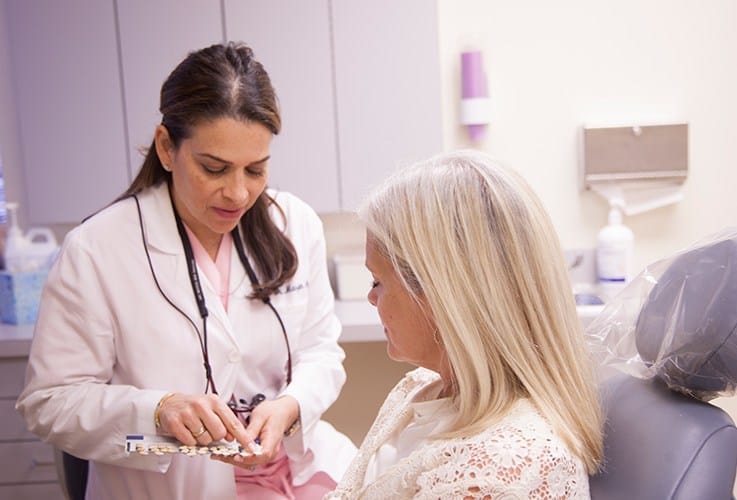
xmin=634 ymin=236 xmax=737 ymax=400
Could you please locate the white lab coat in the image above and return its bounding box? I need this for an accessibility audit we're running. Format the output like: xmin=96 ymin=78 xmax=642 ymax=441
xmin=16 ymin=183 xmax=357 ymax=500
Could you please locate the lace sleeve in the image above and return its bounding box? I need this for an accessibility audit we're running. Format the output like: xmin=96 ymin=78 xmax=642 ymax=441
xmin=415 ymin=410 xmax=589 ymax=499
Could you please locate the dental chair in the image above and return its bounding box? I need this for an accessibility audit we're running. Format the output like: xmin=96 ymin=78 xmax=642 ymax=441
xmin=588 ymin=232 xmax=737 ymax=500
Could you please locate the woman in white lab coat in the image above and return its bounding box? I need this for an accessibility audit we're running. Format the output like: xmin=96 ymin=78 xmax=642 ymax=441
xmin=16 ymin=42 xmax=356 ymax=500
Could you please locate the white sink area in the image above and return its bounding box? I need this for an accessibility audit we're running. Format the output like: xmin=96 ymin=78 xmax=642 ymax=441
xmin=577 ymin=303 xmax=606 ymax=328
xmin=333 ymin=247 xmax=606 ymax=342
xmin=335 ymin=300 xmax=605 ymax=343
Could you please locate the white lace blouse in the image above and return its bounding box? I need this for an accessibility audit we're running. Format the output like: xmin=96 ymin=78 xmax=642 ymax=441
xmin=326 ymin=368 xmax=590 ymax=499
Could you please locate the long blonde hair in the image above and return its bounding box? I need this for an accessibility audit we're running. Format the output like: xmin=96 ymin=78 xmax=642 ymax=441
xmin=358 ymin=150 xmax=603 ymax=473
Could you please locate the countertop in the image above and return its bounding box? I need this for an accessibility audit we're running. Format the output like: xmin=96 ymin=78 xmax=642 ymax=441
xmin=0 ymin=322 xmax=35 ymax=357
xmin=0 ymin=301 xmax=605 ymax=355
xmin=335 ymin=300 xmax=606 ymax=342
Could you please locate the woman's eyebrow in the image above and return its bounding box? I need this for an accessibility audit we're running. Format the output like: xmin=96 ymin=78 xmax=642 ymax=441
xmin=195 ymin=152 xmax=270 ymax=166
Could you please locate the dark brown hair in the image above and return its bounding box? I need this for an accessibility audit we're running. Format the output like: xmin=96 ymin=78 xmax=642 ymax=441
xmin=118 ymin=42 xmax=297 ymax=298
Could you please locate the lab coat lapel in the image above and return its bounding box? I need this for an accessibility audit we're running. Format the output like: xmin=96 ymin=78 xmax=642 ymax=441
xmin=135 ymin=183 xmax=204 ymax=326
xmin=225 ymin=244 xmax=253 ymax=338
xmin=194 ymin=254 xmax=245 ymax=348
xmin=138 ymin=183 xmax=244 ymax=347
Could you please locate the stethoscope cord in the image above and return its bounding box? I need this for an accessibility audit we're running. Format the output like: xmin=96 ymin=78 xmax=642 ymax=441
xmin=132 ymin=194 xmax=215 ymax=393
xmin=132 ymin=189 xmax=293 ymax=395
xmin=170 ymin=195 xmax=219 ymax=394
xmin=232 ymin=230 xmax=293 ymax=385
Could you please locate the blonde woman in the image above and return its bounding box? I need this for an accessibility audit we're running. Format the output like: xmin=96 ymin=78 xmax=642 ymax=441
xmin=327 ymin=150 xmax=603 ymax=499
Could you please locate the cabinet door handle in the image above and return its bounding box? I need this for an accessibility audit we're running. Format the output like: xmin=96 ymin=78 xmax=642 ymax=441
xmin=30 ymin=457 xmax=56 ymax=468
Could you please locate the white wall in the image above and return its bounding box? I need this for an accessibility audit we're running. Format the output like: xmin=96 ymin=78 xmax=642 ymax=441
xmin=437 ymin=0 xmax=737 ymax=274
xmin=436 ymin=7 xmax=737 ymax=490
xmin=3 ymin=1 xmax=735 ymax=271
xmin=0 ymin=0 xmax=29 ymax=230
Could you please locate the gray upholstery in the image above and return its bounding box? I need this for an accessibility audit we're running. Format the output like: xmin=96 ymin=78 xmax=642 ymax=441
xmin=590 ymin=373 xmax=737 ymax=499
xmin=635 ymin=237 xmax=737 ymax=399
xmin=590 ymin=234 xmax=737 ymax=499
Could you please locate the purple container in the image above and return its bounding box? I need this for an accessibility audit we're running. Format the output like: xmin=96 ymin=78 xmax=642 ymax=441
xmin=461 ymin=50 xmax=488 ymax=99
xmin=461 ymin=50 xmax=489 ymax=141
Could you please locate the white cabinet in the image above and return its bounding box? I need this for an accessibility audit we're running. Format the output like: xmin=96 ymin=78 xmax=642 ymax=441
xmin=6 ymin=1 xmax=442 ymax=223
xmin=224 ymin=0 xmax=341 ymax=213
xmin=116 ymin=0 xmax=223 ymax=180
xmin=6 ymin=0 xmax=129 ymax=224
xmin=331 ymin=0 xmax=443 ymax=210
xmin=0 ymin=351 xmax=65 ymax=499
xmin=225 ymin=0 xmax=443 ymax=213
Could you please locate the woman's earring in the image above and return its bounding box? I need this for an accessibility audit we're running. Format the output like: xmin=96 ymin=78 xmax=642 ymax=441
xmin=162 ymin=164 xmax=171 ymax=172
xmin=432 ymin=328 xmax=442 ymax=345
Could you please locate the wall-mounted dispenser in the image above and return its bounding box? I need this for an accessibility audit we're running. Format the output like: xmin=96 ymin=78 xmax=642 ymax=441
xmin=582 ymin=123 xmax=688 ymax=215
xmin=582 ymin=123 xmax=688 ymax=301
xmin=460 ymin=50 xmax=492 ymax=142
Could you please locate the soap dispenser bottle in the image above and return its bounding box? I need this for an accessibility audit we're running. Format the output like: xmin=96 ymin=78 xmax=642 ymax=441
xmin=596 ymin=198 xmax=634 ymax=301
xmin=3 ymin=201 xmax=30 ymax=272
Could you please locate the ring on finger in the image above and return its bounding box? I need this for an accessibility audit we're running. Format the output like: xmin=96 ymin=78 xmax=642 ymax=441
xmin=191 ymin=425 xmax=207 ymax=438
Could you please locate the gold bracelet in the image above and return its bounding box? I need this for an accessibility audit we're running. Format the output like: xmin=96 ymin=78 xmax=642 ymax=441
xmin=154 ymin=392 xmax=177 ymax=429
xmin=284 ymin=418 xmax=301 ymax=437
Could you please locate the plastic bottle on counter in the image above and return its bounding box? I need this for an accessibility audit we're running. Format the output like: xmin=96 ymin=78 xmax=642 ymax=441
xmin=3 ymin=201 xmax=59 ymax=272
xmin=596 ymin=198 xmax=634 ymax=302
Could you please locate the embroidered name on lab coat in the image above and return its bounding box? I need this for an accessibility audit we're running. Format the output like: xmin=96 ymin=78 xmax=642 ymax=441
xmin=280 ymin=281 xmax=309 ymax=294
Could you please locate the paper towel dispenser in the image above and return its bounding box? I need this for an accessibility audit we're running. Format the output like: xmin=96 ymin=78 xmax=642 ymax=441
xmin=582 ymin=123 xmax=688 ymax=187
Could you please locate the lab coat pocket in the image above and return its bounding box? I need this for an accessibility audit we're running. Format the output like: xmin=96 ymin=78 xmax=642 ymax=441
xmin=271 ymin=292 xmax=309 ymax=337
